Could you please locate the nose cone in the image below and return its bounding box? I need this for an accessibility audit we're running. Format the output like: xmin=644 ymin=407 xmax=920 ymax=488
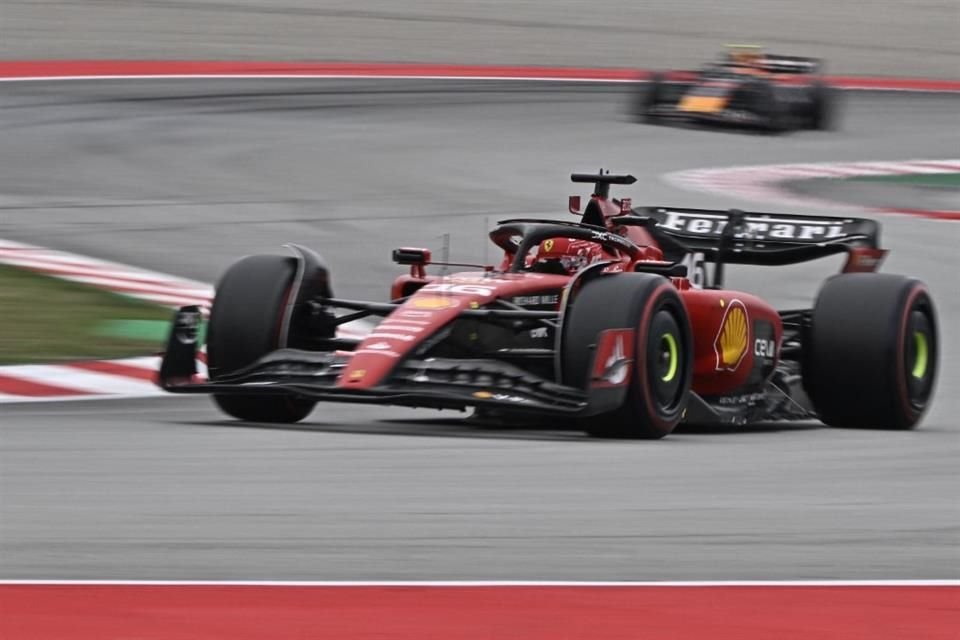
xmin=678 ymin=95 xmax=727 ymax=113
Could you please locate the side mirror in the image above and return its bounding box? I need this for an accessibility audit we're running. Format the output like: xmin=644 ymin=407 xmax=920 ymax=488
xmin=568 ymin=195 xmax=581 ymax=215
xmin=392 ymin=247 xmax=432 ymax=266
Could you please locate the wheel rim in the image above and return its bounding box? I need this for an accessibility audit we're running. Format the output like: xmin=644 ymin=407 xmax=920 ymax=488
xmin=659 ymin=333 xmax=679 ymax=383
xmin=648 ymin=310 xmax=685 ymax=410
xmin=904 ymin=307 xmax=936 ymax=408
xmin=911 ymin=330 xmax=929 ymax=380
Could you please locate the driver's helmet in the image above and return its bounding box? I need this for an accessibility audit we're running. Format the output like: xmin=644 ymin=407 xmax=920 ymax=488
xmin=530 ymin=237 xmax=604 ymax=275
xmin=727 ymin=45 xmax=763 ymax=68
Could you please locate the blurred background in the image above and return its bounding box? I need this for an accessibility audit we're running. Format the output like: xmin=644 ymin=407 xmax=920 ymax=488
xmin=2 ymin=0 xmax=958 ymax=77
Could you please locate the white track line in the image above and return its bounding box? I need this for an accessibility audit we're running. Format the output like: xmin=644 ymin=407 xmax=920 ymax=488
xmin=1 ymin=73 xmax=959 ymax=94
xmin=0 ymin=74 xmax=627 ymax=84
xmin=0 ymin=579 xmax=956 ymax=587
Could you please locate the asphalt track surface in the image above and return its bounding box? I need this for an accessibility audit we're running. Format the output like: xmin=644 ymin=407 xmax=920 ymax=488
xmin=1 ymin=79 xmax=958 ymax=580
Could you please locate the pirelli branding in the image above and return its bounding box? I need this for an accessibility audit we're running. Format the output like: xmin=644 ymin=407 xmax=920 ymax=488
xmin=658 ymin=210 xmax=849 ymax=242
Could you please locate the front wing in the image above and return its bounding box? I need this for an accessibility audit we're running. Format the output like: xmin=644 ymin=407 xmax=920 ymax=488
xmin=647 ymin=103 xmax=774 ymax=128
xmin=160 ymin=339 xmax=587 ymax=415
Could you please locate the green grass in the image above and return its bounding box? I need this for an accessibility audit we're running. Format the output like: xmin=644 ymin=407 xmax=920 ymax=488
xmin=0 ymin=264 xmax=176 ymax=365
xmin=850 ymin=172 xmax=960 ymax=188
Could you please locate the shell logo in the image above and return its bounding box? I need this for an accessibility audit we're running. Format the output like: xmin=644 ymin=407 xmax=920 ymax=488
xmin=410 ymin=296 xmax=458 ymax=310
xmin=714 ymin=299 xmax=749 ymax=372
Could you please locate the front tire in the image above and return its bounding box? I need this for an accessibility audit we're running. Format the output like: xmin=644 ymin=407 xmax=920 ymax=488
xmin=635 ymin=72 xmax=666 ymax=123
xmin=206 ymin=254 xmax=316 ymax=423
xmin=743 ymin=79 xmax=785 ymax=133
xmin=562 ymin=273 xmax=693 ymax=439
xmin=803 ymin=274 xmax=938 ymax=430
xmin=807 ymin=81 xmax=834 ymax=130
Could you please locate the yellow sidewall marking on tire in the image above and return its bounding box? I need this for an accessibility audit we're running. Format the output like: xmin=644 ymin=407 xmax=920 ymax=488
xmin=661 ymin=333 xmax=679 ymax=383
xmin=912 ymin=331 xmax=929 ymax=379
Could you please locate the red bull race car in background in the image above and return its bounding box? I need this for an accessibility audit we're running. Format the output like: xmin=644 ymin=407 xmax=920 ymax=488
xmin=634 ymin=45 xmax=834 ymax=132
xmin=159 ymin=171 xmax=937 ymax=439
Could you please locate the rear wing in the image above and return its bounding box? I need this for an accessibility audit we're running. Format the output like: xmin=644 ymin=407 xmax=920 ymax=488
xmin=621 ymin=207 xmax=885 ymax=286
xmin=758 ymin=54 xmax=822 ymax=75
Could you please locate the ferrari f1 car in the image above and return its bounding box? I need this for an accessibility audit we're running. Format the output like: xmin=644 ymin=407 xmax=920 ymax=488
xmin=159 ymin=171 xmax=937 ymax=439
xmin=633 ymin=45 xmax=834 ymax=132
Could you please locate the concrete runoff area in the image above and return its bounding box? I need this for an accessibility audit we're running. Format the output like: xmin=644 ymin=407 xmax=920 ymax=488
xmin=786 ymin=176 xmax=960 ymax=213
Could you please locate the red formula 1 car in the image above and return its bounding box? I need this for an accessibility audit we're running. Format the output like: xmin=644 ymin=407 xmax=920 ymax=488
xmin=633 ymin=45 xmax=834 ymax=132
xmin=159 ymin=172 xmax=937 ymax=439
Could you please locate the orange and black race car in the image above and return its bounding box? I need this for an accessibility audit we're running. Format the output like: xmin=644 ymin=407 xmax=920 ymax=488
xmin=633 ymin=46 xmax=834 ymax=132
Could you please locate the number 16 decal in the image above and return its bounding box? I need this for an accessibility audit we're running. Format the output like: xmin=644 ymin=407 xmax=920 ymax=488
xmin=682 ymin=252 xmax=707 ymax=289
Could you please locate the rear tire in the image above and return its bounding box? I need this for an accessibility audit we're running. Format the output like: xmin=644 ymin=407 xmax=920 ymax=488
xmin=803 ymin=274 xmax=938 ymax=430
xmin=207 ymin=254 xmax=316 ymax=423
xmin=562 ymin=273 xmax=693 ymax=439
